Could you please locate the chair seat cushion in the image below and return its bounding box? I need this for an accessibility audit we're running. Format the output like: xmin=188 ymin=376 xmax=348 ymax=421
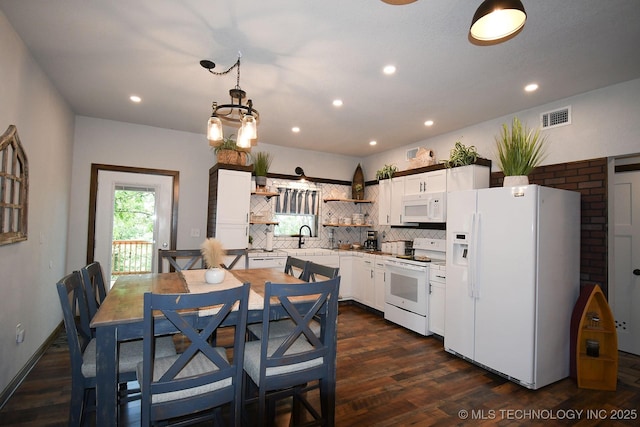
xmin=82 ymin=335 xmax=177 ymax=378
xmin=243 ymin=337 xmax=323 ymax=385
xmin=136 ymin=348 xmax=232 ymax=404
xmin=247 ymin=319 xmax=321 ymax=340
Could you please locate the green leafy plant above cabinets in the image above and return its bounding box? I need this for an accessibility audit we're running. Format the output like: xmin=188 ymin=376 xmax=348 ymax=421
xmin=376 ymin=164 xmax=398 ymax=181
xmin=495 ymin=116 xmax=548 ymax=176
xmin=445 ymin=140 xmax=478 ymax=168
xmin=212 ymin=134 xmax=239 ymax=153
xmin=251 ymin=151 xmax=272 ymax=176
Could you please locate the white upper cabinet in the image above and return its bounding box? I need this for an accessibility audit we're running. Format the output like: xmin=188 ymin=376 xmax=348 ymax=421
xmin=215 ymin=169 xmax=251 ymax=223
xmin=404 ymin=170 xmax=447 ymax=195
xmin=446 ymin=164 xmax=490 ymax=192
xmin=379 ymin=177 xmax=406 ymax=226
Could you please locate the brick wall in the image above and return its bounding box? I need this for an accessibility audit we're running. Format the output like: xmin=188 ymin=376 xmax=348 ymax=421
xmin=490 ymin=158 xmax=608 ymax=295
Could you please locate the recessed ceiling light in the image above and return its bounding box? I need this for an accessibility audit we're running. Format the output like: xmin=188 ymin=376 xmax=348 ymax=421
xmin=525 ymin=83 xmax=539 ymax=92
xmin=291 ymin=127 xmax=300 ymax=133
xmin=332 ymin=99 xmax=343 ymax=107
xmin=369 ymin=140 xmax=377 ymax=146
xmin=383 ymin=65 xmax=396 ymax=75
xmin=424 ymin=120 xmax=434 ymax=126
xmin=129 ymin=95 xmax=142 ymax=103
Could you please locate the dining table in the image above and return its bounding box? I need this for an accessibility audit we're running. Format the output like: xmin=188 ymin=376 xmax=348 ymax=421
xmin=90 ymin=267 xmax=306 ymax=427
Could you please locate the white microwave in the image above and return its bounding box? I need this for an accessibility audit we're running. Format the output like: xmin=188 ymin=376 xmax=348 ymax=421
xmin=401 ymin=191 xmax=446 ymax=223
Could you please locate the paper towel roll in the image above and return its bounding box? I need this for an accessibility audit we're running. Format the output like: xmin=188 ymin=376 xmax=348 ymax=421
xmin=266 ymin=229 xmax=273 ymax=251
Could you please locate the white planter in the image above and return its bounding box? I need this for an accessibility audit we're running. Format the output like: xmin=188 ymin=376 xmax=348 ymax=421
xmin=204 ymin=267 xmax=225 ymax=284
xmin=503 ymin=175 xmax=529 ymax=187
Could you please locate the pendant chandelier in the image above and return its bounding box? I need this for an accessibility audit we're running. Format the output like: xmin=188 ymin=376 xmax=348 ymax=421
xmin=470 ymin=0 xmax=527 ymax=43
xmin=201 ymin=54 xmax=259 ymax=149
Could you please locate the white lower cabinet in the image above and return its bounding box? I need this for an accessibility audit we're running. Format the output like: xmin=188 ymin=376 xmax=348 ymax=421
xmin=338 ymin=254 xmax=355 ymax=300
xmin=373 ymin=259 xmax=386 ymax=312
xmin=356 ymin=257 xmax=375 ymax=308
xmin=429 ymin=264 xmax=446 ymax=336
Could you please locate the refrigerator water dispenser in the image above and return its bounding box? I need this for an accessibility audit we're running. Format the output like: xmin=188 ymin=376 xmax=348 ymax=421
xmin=452 ymin=232 xmax=469 ymax=266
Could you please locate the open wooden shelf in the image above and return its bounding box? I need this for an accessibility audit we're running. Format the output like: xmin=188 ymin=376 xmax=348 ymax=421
xmin=252 ymin=190 xmax=280 ymax=198
xmin=323 ymin=198 xmax=373 ymax=204
xmin=322 ymin=223 xmax=370 ymax=227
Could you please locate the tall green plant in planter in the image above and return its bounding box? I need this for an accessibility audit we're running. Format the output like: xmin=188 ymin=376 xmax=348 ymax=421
xmin=495 ymin=117 xmax=548 ymax=186
xmin=251 ymin=151 xmax=272 ymax=187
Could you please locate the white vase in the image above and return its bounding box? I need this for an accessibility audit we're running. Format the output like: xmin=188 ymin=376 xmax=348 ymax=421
xmin=204 ymin=267 xmax=225 ymax=284
xmin=503 ymin=175 xmax=529 ymax=187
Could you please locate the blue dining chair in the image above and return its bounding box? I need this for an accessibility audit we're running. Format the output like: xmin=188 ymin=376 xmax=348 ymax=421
xmin=248 ymin=262 xmax=340 ymax=341
xmin=243 ymin=276 xmax=340 ymax=426
xmin=80 ymin=261 xmax=107 ymax=321
xmin=56 ymin=271 xmax=176 ymax=426
xmin=137 ymin=283 xmax=250 ymax=426
xmin=283 ymin=256 xmax=310 ymax=281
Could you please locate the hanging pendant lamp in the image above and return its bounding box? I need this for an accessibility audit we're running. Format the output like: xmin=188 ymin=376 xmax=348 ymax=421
xmin=202 ymin=53 xmax=259 ymax=147
xmin=470 ymin=0 xmax=527 ymax=42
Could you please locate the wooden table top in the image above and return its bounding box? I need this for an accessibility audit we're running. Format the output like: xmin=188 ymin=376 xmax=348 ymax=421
xmin=90 ymin=268 xmax=303 ymax=328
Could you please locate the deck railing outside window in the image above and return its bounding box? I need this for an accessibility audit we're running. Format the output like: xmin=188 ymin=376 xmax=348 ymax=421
xmin=111 ymin=240 xmax=153 ymax=276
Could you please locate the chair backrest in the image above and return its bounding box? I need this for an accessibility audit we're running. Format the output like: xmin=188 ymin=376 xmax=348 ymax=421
xmin=221 ymin=248 xmax=248 ymax=270
xmin=283 ymin=256 xmax=310 ymax=281
xmin=141 ymin=283 xmax=250 ymax=426
xmin=257 ymin=276 xmax=340 ymax=389
xmin=307 ymin=262 xmax=340 ymax=282
xmin=80 ymin=261 xmax=108 ymax=320
xmin=157 ymin=249 xmax=204 ymax=273
xmin=56 ymin=271 xmax=93 ymax=379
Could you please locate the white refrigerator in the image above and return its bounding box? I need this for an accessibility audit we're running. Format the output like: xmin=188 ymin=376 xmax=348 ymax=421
xmin=445 ymin=185 xmax=580 ymax=389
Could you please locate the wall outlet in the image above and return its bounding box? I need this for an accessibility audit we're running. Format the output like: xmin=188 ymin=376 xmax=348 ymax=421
xmin=190 ymin=228 xmax=201 ymax=238
xmin=16 ymin=323 xmax=25 ymax=344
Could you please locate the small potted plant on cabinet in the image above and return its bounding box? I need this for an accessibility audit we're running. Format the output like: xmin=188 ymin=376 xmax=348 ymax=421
xmin=213 ymin=135 xmax=248 ymax=166
xmin=375 ymin=164 xmax=398 ymax=181
xmin=251 ymin=151 xmax=272 ymax=188
xmin=495 ymin=116 xmax=548 ymax=186
xmin=445 ymin=140 xmax=478 ymax=168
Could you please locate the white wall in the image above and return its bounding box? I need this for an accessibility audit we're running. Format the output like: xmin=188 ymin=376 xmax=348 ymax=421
xmin=0 ymin=12 xmax=75 ymax=396
xmin=66 ymin=117 xmax=362 ymax=272
xmin=362 ymin=78 xmax=640 ymax=181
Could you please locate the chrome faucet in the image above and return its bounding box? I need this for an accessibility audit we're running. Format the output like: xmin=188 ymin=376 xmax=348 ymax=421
xmin=298 ymin=225 xmax=312 ymax=248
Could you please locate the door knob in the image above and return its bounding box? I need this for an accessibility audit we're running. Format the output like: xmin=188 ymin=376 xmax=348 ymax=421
xmin=633 ymin=269 xmax=640 ymax=276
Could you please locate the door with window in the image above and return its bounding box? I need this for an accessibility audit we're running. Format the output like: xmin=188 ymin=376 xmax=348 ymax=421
xmin=90 ymin=167 xmax=176 ymax=286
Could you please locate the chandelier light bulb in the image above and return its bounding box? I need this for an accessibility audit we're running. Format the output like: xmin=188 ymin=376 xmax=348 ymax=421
xmin=236 ymin=126 xmax=252 ymax=148
xmin=207 ymin=116 xmax=223 ymax=144
xmin=241 ymin=114 xmax=257 ymax=141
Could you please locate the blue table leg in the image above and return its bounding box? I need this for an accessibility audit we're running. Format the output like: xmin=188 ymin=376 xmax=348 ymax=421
xmin=95 ymin=325 xmax=118 ymax=426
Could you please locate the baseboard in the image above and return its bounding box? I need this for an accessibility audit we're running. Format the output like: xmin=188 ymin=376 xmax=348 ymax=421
xmin=0 ymin=322 xmax=64 ymax=410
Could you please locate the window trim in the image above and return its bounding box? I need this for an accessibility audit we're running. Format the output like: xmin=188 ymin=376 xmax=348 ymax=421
xmin=0 ymin=125 xmax=29 ymax=245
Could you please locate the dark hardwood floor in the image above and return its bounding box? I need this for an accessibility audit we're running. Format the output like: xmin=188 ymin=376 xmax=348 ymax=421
xmin=1 ymin=304 xmax=639 ymax=426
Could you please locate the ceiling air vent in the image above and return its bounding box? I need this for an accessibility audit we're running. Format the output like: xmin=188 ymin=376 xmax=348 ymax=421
xmin=541 ymin=106 xmax=571 ymax=129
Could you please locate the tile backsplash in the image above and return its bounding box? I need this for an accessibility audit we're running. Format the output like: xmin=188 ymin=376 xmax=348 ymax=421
xmin=250 ymin=178 xmax=444 ymax=251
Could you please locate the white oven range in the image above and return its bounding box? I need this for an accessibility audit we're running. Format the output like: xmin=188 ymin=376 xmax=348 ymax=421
xmin=384 ymin=238 xmax=446 ymax=336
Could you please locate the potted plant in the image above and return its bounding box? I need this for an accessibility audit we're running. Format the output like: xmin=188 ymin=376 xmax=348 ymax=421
xmin=445 ymin=140 xmax=478 ymax=168
xmin=376 ymin=164 xmax=398 ymax=181
xmin=213 ymin=135 xmax=248 ymax=166
xmin=495 ymin=116 xmax=548 ymax=186
xmin=353 ymin=183 xmax=364 ymax=200
xmin=200 ymin=238 xmax=226 ymax=284
xmin=251 ymin=151 xmax=272 ymax=187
